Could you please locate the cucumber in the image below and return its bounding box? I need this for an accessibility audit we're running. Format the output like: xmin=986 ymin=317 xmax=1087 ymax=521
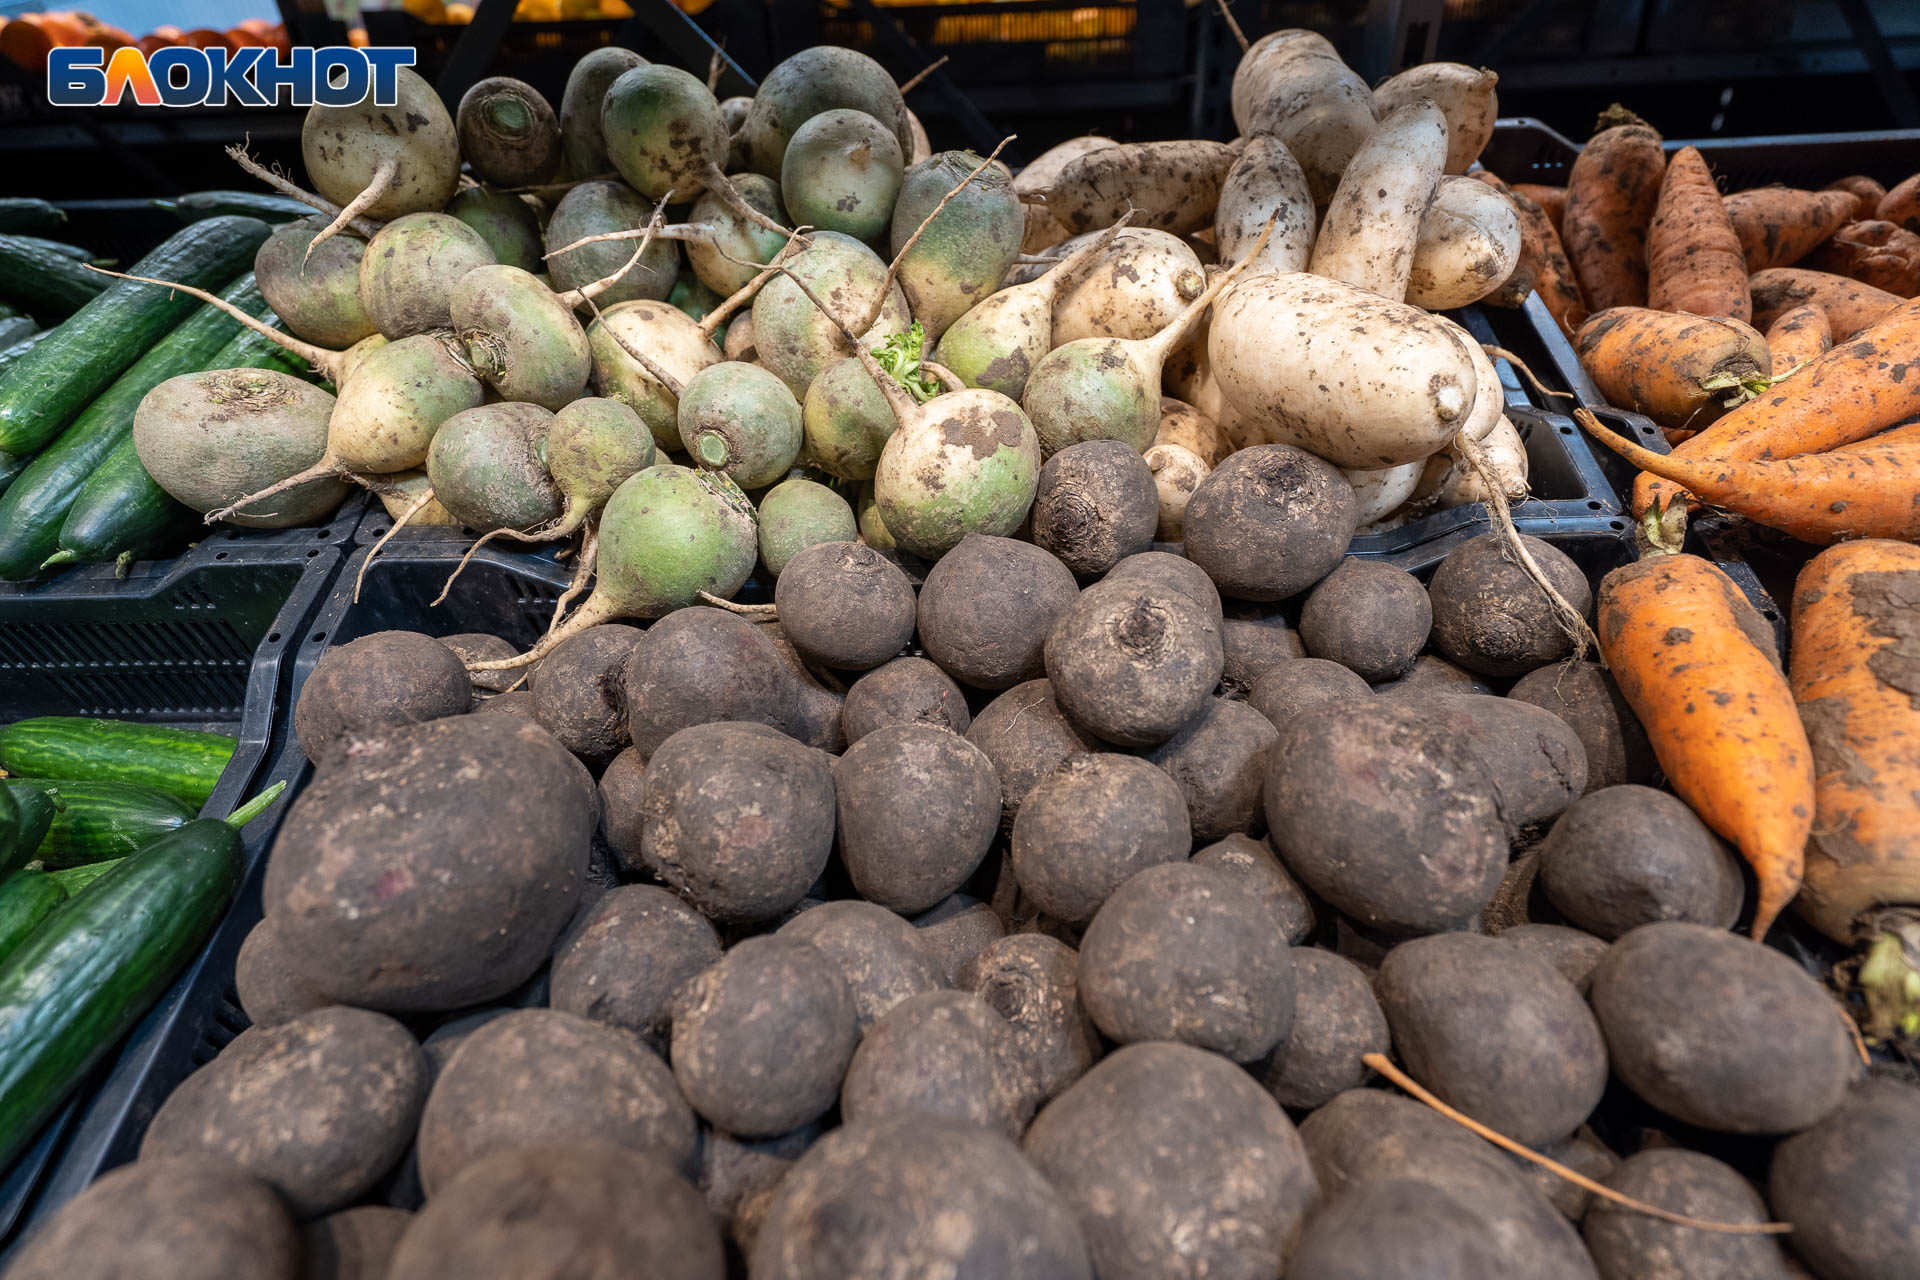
xmin=6 ymin=237 xmax=98 ymax=265
xmin=0 ymin=874 xmax=64 ymax=964
xmin=0 ymin=450 xmax=27 ymax=496
xmin=0 ymin=200 xmax=64 ymax=236
xmin=45 ymin=861 xmax=117 ymax=896
xmin=0 ymin=214 xmax=270 ymax=456
xmin=0 ymin=272 xmax=269 ymax=579
xmin=165 ymin=190 xmax=313 ymax=224
xmin=0 ymin=818 xmax=244 ymax=1169
xmin=0 ymin=234 xmax=111 ymax=317
xmin=0 ymin=328 xmax=50 ymax=379
xmin=0 ymin=779 xmax=196 ymax=868
xmin=0 ymin=717 xmax=236 ymax=807
xmin=0 ymin=785 xmax=60 ymax=878
xmin=0 ymin=316 xmax=36 ymax=349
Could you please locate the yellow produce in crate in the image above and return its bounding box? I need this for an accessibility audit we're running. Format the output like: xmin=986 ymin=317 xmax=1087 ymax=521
xmin=515 ymin=0 xmax=563 ymax=20
xmin=444 ymin=1 xmax=475 ymax=19
xmin=402 ymin=0 xmax=447 ymax=21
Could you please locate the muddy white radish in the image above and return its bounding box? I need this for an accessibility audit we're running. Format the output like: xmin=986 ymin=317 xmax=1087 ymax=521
xmin=1042 ymin=140 xmax=1236 ymax=239
xmin=1214 ymin=135 xmax=1316 ymax=273
xmin=1308 ymin=99 xmax=1449 ymax=301
xmin=1407 ymin=176 xmax=1523 ymax=311
xmin=1372 ymin=63 xmax=1499 ymax=175
xmin=1232 ymin=30 xmax=1377 ymax=207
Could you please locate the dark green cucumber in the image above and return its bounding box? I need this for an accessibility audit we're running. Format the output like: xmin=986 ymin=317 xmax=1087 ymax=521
xmin=0 ymin=271 xmax=269 ymax=579
xmin=0 ymin=200 xmax=64 ymax=236
xmin=0 ymin=316 xmax=35 ymax=349
xmin=45 ymin=861 xmax=117 ymax=896
xmin=0 ymin=779 xmax=195 ymax=868
xmin=0 ymin=818 xmax=243 ymax=1169
xmin=0 ymin=328 xmax=50 ymax=380
xmin=0 ymin=234 xmax=111 ymax=317
xmin=0 ymin=214 xmax=270 ymax=456
xmin=0 ymin=717 xmax=236 ymax=808
xmin=165 ymin=190 xmax=313 ymax=224
xmin=6 ymin=237 xmax=98 ymax=265
xmin=0 ymin=785 xmax=59 ymax=878
xmin=0 ymin=874 xmax=64 ymax=964
xmin=0 ymin=450 xmax=27 ymax=496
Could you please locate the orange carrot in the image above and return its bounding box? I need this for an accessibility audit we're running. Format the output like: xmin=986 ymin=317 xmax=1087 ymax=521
xmin=1562 ymin=118 xmax=1666 ymax=313
xmin=1513 ymin=182 xmax=1565 ymax=231
xmin=1764 ymin=302 xmax=1832 ymax=376
xmin=1828 ymin=175 xmax=1887 ymax=208
xmin=1723 ymin=188 xmax=1859 ymax=272
xmin=1788 ymin=539 xmax=1920 ymax=944
xmin=1750 ymin=267 xmax=1903 ymax=338
xmin=1472 ymin=170 xmax=1587 ymax=335
xmin=1574 ymin=307 xmax=1770 ymax=431
xmin=1806 ymin=220 xmax=1920 ymax=297
xmin=1596 ymin=551 xmax=1814 ymax=938
xmin=1645 ymin=147 xmax=1749 ymax=320
xmin=1878 ymin=173 xmax=1920 ymax=235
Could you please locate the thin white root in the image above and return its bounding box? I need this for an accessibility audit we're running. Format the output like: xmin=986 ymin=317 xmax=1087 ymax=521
xmin=204 ymin=459 xmax=340 ymax=526
xmin=557 ymin=195 xmax=671 ymax=307
xmin=1363 ymin=1054 xmax=1792 ymax=1236
xmin=1212 ymin=0 xmax=1251 ymax=53
xmin=697 ymin=589 xmax=776 ymax=618
xmin=544 ymin=221 xmax=711 ymax=261
xmin=305 ymin=156 xmax=396 ymax=260
xmin=1482 ymin=345 xmax=1574 ymax=402
xmin=1457 ymin=433 xmax=1599 ymax=663
xmin=82 ymin=265 xmax=344 ymax=381
xmin=547 ymin=522 xmax=599 ymax=636
xmin=354 ymin=489 xmax=435 ymax=602
xmin=580 ymin=288 xmax=685 ymax=393
xmin=226 ymin=144 xmax=384 ymax=238
xmin=696 ymin=225 xmax=815 ymax=339
xmin=698 ymin=161 xmax=794 ymax=240
xmin=707 ymin=46 xmax=725 ymax=94
xmin=897 ymin=56 xmax=950 ymax=96
xmin=857 ymin=136 xmax=1015 ymax=335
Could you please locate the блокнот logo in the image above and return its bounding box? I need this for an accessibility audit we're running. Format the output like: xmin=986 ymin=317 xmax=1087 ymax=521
xmin=47 ymin=46 xmax=417 ymax=108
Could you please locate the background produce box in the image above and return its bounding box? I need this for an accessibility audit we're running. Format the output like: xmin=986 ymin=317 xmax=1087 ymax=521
xmin=1480 ymin=119 xmax=1920 ymax=190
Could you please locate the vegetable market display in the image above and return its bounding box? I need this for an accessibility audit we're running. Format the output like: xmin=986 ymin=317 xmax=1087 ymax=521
xmin=0 ymin=22 xmax=1916 ymax=1280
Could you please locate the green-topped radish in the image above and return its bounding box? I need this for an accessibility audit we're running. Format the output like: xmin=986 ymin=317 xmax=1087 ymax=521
xmin=801 ymin=354 xmax=896 ymax=481
xmin=300 ymin=66 xmax=460 ymax=253
xmin=425 ymin=402 xmax=562 ymax=534
xmin=601 ymin=64 xmax=790 ymax=239
xmin=544 ymin=176 xmax=789 ymax=298
xmin=446 ymin=187 xmax=544 ymax=273
xmin=1215 ymin=135 xmax=1315 ymax=273
xmin=587 ymin=298 xmax=726 ymax=451
xmin=758 ymin=475 xmax=857 ymax=577
xmin=557 ymin=47 xmax=647 ymax=180
xmin=781 ymin=109 xmax=904 ymax=245
xmin=1040 ymin=140 xmax=1236 ymax=238
xmin=544 ymin=397 xmax=656 ymax=534
xmin=752 ymin=230 xmax=910 ymax=395
xmin=678 ymin=362 xmax=804 ymax=489
xmin=457 ymin=76 xmax=561 ymax=189
xmin=889 ymin=148 xmax=1024 ymax=343
xmin=451 ymin=264 xmax=590 ymax=410
xmin=1022 ymin=217 xmax=1275 ymax=456
xmin=545 ymin=180 xmax=678 ymax=308
xmin=359 ymin=212 xmax=498 ymax=339
xmin=253 ymin=217 xmax=375 ymax=348
xmin=739 ymin=46 xmax=912 ymax=179
xmin=1048 ymin=227 xmax=1207 ymax=344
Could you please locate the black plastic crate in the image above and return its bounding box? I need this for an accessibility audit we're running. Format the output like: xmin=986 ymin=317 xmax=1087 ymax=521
xmin=1480 ymin=117 xmax=1920 ymax=191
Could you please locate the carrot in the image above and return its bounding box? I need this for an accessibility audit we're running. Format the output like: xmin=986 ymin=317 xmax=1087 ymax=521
xmin=1787 ymin=539 xmax=1920 ymax=948
xmin=1750 ymin=267 xmax=1902 ymax=338
xmin=1644 ymin=146 xmax=1749 ymax=320
xmin=1562 ymin=116 xmax=1666 ymax=313
xmin=1512 ymin=182 xmax=1565 ymax=231
xmin=1878 ymin=173 xmax=1920 ymax=235
xmin=1470 ymin=170 xmax=1587 ymax=334
xmin=1631 ymin=306 xmax=1920 ymax=516
xmin=1828 ymin=175 xmax=1887 ymax=208
xmin=1573 ymin=307 xmax=1770 ymax=431
xmin=1724 ymin=188 xmax=1859 ymax=272
xmin=1596 ymin=551 xmax=1814 ymax=939
xmin=1765 ymin=303 xmax=1832 ymax=374
xmin=1807 ymin=220 xmax=1920 ymax=297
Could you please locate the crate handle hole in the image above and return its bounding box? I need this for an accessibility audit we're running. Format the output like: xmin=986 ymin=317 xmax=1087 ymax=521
xmin=267 ymin=632 xmax=281 ymax=644
xmin=214 ymin=551 xmax=228 ymax=560
xmin=1558 ymin=426 xmax=1573 ymax=434
xmin=306 ymin=549 xmax=320 ymax=558
xmin=310 ymin=631 xmax=327 ymax=643
xmin=1609 ymin=520 xmax=1625 ymax=530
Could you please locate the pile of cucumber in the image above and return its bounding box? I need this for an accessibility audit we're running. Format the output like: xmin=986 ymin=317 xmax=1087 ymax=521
xmin=0 ymin=716 xmax=284 ymax=1169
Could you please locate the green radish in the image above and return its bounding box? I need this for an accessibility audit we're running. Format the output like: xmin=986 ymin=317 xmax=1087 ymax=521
xmin=751 ymin=230 xmax=911 ymax=396
xmin=446 ymin=187 xmax=545 ymax=273
xmin=781 ymin=109 xmax=904 ymax=245
xmin=758 ymin=475 xmax=857 ymax=577
xmin=679 ymin=362 xmax=804 ymax=490
xmin=466 ymin=464 xmax=759 ymax=672
xmin=0 ymin=785 xmax=59 ymax=878
xmin=801 ymin=355 xmax=896 ymax=482
xmin=740 ymin=46 xmax=912 ymax=179
xmin=457 ymin=76 xmax=561 ymax=188
xmin=0 ymin=873 xmax=64 ymax=963
xmin=300 ymin=66 xmax=460 ymax=253
xmin=889 ymin=150 xmax=1024 ymax=343
xmin=670 ymin=271 xmax=723 ymax=323
xmin=856 ymin=479 xmax=898 ymax=556
xmin=2 ymin=779 xmax=194 ymax=867
xmin=451 ymin=264 xmax=590 ymax=410
xmin=358 ymin=212 xmax=498 ymax=340
xmin=587 ymin=297 xmax=725 ymax=451
xmin=425 ymin=402 xmax=562 ymax=534
xmin=557 ymin=46 xmax=647 ymax=180
xmin=543 ymin=175 xmax=788 ymax=300
xmin=544 ymin=180 xmax=678 ymax=307
xmin=600 ymin=65 xmax=789 ymax=239
xmin=253 ymin=216 xmax=377 ymax=348
xmin=0 ymin=717 xmax=234 ymax=807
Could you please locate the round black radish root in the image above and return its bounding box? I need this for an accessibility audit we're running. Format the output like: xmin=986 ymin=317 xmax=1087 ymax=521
xmin=637 ymin=721 xmax=834 ymax=923
xmin=800 ymin=354 xmax=896 ymax=481
xmin=757 ymin=477 xmax=856 ymax=578
xmin=293 ymin=630 xmax=472 ymax=763
xmin=1248 ymin=657 xmax=1370 ymax=728
xmin=1257 ymin=949 xmax=1387 ymax=1110
xmin=438 ymin=633 xmax=518 ymax=695
xmin=752 ymin=230 xmax=911 ymax=397
xmin=917 ymin=533 xmax=1078 ymax=690
xmin=672 ymin=935 xmax=858 ymax=1136
xmin=1182 ymin=444 xmax=1357 ymax=602
xmin=425 ymin=402 xmax=562 ymax=535
xmin=684 ymin=175 xmax=791 ymax=296
xmin=1428 ymin=532 xmax=1595 ymax=677
xmin=843 ymin=657 xmax=969 ymax=743
xmin=358 ymin=212 xmax=497 ymax=340
xmin=133 ymin=368 xmax=348 ymax=528
xmin=911 ymin=895 xmax=1003 ymax=984
xmin=1022 ymin=1041 xmax=1315 ymax=1280
xmin=550 ymin=884 xmax=720 ymax=1051
xmin=1378 ymin=932 xmax=1607 ymax=1146
xmin=754 ymin=621 xmax=849 ymax=753
xmin=1299 ymin=558 xmax=1431 ymax=682
xmin=387 ymin=1143 xmax=723 ymax=1280
xmin=1496 ymin=923 xmax=1610 ymax=995
xmin=841 ymin=990 xmax=1034 ymax=1136
xmin=833 ymin=724 xmax=999 ymax=912
xmin=300 ymin=1207 xmax=410 ymax=1280
xmin=1192 ymin=833 xmax=1315 ymax=943
xmin=889 ymin=150 xmax=1024 ymax=344
xmin=1537 ymin=785 xmax=1744 ymax=939
xmin=1009 ymin=752 xmax=1191 ymax=925
xmin=964 ymin=678 xmax=1096 ymax=824
xmin=1031 ymin=440 xmax=1158 ymax=577
xmin=739 ymin=45 xmax=912 ymax=179
xmin=302 ymin=65 xmax=459 ymax=226
xmin=1079 ymin=861 xmax=1296 ymax=1061
xmin=1771 ymin=1079 xmax=1920 ymax=1280
xmin=1283 ymin=1178 xmax=1523 ymax=1280
xmin=1508 ymin=660 xmax=1654 ymax=792
xmin=1264 ymin=698 xmax=1506 ymax=936
xmin=416 ymin=1009 xmax=695 ymax=1195
xmin=777 ymin=899 xmax=948 ymax=1033
xmin=445 ymin=187 xmax=544 ymax=273
xmin=1220 ymin=613 xmax=1306 ymax=699
xmin=456 ymin=76 xmax=560 ymax=188
xmin=545 ymin=181 xmax=678 ymax=308
xmin=587 ymin=302 xmax=720 ymax=453
xmin=780 ymin=108 xmax=904 ymax=245
xmin=1583 ymin=1149 xmax=1799 ymax=1280
xmin=753 ymin=1114 xmax=1090 ymax=1280
xmin=528 ymin=623 xmax=639 ymax=765
xmin=235 ymin=918 xmax=332 ymax=1028
xmin=1044 ymin=576 xmax=1224 ymax=746
xmin=1105 ymin=549 xmax=1223 ymax=619
xmin=773 ymin=540 xmax=915 ymax=671
xmin=1145 ymin=696 xmax=1277 ymax=841
xmin=556 ymin=46 xmax=646 ymax=179
xmin=450 ymin=265 xmax=590 ymax=410
xmin=1593 ymin=922 xmax=1860 ymax=1133
xmin=700 ymin=1123 xmax=819 ymax=1255
xmin=141 ymin=1005 xmax=427 ymax=1217
xmin=254 ymin=217 xmax=376 ymax=348
xmin=3 ymin=1156 xmax=298 ymax=1280
xmin=622 ymin=606 xmax=797 ymax=755
xmin=677 ymin=362 xmax=803 ymax=490
xmin=1433 ymin=693 xmax=1588 ymax=835
xmin=1372 ymin=652 xmax=1495 ymax=698
xmin=958 ymin=933 xmax=1101 ymax=1103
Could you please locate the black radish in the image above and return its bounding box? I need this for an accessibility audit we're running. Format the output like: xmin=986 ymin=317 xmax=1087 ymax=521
xmin=457 ymin=76 xmax=561 ymax=189
xmin=601 ymin=64 xmax=789 ymax=239
xmin=678 ymin=362 xmax=803 ymax=490
xmin=300 ymin=66 xmax=460 ymax=253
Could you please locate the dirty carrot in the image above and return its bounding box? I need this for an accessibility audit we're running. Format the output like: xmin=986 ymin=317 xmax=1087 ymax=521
xmin=1512 ymin=182 xmax=1565 ymax=230
xmin=1826 ymin=175 xmax=1886 ymax=208
xmin=1646 ymin=146 xmax=1750 ymax=320
xmin=1765 ymin=303 xmax=1831 ymax=375
xmin=1750 ymin=267 xmax=1902 ymax=337
xmin=1474 ymin=169 xmax=1586 ymax=336
xmin=1878 ymin=172 xmax=1920 ymax=234
xmin=1595 ymin=550 xmax=1814 ymax=939
xmin=1724 ymin=187 xmax=1859 ymax=272
xmin=1805 ymin=219 xmax=1920 ymax=297
xmin=1573 ymin=307 xmax=1770 ymax=431
xmin=1561 ymin=113 xmax=1665 ymax=313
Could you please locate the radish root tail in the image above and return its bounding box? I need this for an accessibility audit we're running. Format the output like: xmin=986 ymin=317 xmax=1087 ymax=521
xmin=698 ymin=160 xmax=794 ymax=240
xmin=1212 ymin=0 xmax=1252 ymax=53
xmin=1481 ymin=344 xmax=1574 ymax=402
xmin=306 ymin=156 xmax=397 ymax=260
xmin=896 ymin=55 xmax=950 ymax=96
xmin=696 ymin=589 xmax=776 ymax=618
xmin=354 ymin=488 xmax=435 ymax=602
xmin=547 ymin=521 xmax=600 ymax=637
xmin=83 ymin=265 xmax=343 ymax=380
xmin=433 ymin=521 xmax=566 ymax=607
xmin=204 ymin=459 xmax=341 ymax=526
xmin=1457 ymin=431 xmax=1599 ymax=663
xmin=857 ymin=135 xmax=1015 ymax=335
xmin=697 ymin=225 xmax=815 ymax=338
xmin=226 ymin=143 xmax=384 ymax=238
xmin=560 ymin=194 xmax=672 ymax=307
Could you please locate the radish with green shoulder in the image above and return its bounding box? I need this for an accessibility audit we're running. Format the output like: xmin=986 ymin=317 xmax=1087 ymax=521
xmin=299 ymin=67 xmax=460 ymax=255
xmin=601 ymin=64 xmax=791 ymax=241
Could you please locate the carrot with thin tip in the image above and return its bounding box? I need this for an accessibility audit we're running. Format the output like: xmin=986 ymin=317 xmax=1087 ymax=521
xmin=1573 ymin=307 xmax=1770 ymax=431
xmin=1646 ymin=146 xmax=1750 ymax=320
xmin=1877 ymin=172 xmax=1920 ymax=234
